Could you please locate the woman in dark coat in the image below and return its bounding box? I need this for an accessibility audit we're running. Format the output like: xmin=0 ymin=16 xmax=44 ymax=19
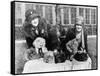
xmin=23 ymin=9 xmax=51 ymax=48
xmin=61 ymin=16 xmax=88 ymax=60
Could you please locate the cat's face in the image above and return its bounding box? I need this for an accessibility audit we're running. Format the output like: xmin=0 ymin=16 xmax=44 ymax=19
xmin=43 ymin=51 xmax=54 ymax=63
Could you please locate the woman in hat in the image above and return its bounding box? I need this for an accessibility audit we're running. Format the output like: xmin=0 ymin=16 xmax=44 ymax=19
xmin=61 ymin=16 xmax=88 ymax=60
xmin=23 ymin=9 xmax=51 ymax=48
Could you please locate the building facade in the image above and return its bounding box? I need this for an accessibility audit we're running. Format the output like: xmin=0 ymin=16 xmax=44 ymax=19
xmin=15 ymin=2 xmax=97 ymax=40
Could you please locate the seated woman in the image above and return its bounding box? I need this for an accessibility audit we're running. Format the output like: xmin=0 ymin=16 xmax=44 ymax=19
xmin=65 ymin=16 xmax=92 ymax=70
xmin=63 ymin=16 xmax=89 ymax=60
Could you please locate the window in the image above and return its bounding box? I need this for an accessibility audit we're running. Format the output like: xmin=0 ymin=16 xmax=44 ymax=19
xmin=15 ymin=18 xmax=22 ymax=25
xmin=91 ymin=9 xmax=96 ymax=24
xmin=45 ymin=6 xmax=53 ymax=24
xmin=39 ymin=5 xmax=43 ymax=17
xmin=85 ymin=8 xmax=90 ymax=24
xmin=35 ymin=5 xmax=40 ymax=14
xmin=25 ymin=4 xmax=33 ymax=11
xmin=63 ymin=7 xmax=69 ymax=24
xmin=17 ymin=4 xmax=21 ymax=16
xmin=87 ymin=25 xmax=92 ymax=35
xmin=15 ymin=19 xmax=18 ymax=24
xmin=15 ymin=3 xmax=22 ymax=25
xmin=79 ymin=8 xmax=84 ymax=16
xmin=71 ymin=7 xmax=76 ymax=24
xmin=93 ymin=25 xmax=97 ymax=35
xmin=18 ymin=18 xmax=22 ymax=24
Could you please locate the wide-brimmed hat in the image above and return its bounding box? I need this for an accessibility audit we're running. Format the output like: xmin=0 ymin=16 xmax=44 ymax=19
xmin=75 ymin=16 xmax=84 ymax=25
xmin=25 ymin=9 xmax=40 ymax=22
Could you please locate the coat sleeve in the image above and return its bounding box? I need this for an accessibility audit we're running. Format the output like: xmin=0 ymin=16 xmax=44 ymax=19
xmin=65 ymin=28 xmax=76 ymax=43
xmin=60 ymin=28 xmax=75 ymax=51
xmin=23 ymin=22 xmax=36 ymax=40
xmin=38 ymin=18 xmax=52 ymax=39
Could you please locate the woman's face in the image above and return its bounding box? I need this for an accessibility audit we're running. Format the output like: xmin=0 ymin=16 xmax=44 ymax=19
xmin=31 ymin=18 xmax=39 ymax=27
xmin=76 ymin=24 xmax=82 ymax=32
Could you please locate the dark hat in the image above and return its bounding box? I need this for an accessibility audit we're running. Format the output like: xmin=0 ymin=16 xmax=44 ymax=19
xmin=75 ymin=16 xmax=84 ymax=25
xmin=25 ymin=9 xmax=40 ymax=22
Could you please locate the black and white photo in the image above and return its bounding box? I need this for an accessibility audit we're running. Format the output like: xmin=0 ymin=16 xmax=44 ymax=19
xmin=11 ymin=1 xmax=98 ymax=75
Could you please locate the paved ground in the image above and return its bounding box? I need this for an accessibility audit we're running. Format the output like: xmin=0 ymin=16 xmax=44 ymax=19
xmin=15 ymin=37 xmax=97 ymax=74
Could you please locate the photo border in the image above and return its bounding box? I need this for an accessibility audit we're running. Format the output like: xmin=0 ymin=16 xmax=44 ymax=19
xmin=11 ymin=1 xmax=98 ymax=75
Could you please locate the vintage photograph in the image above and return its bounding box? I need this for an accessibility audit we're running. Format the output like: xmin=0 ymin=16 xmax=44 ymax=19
xmin=11 ymin=1 xmax=98 ymax=74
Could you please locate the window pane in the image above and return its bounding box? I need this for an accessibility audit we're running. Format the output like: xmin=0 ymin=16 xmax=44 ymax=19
xmin=15 ymin=3 xmax=22 ymax=19
xmin=45 ymin=6 xmax=53 ymax=24
xmin=85 ymin=8 xmax=90 ymax=24
xmin=93 ymin=25 xmax=97 ymax=35
xmin=15 ymin=19 xmax=18 ymax=24
xmin=71 ymin=7 xmax=76 ymax=24
xmin=63 ymin=7 xmax=69 ymax=24
xmin=35 ymin=5 xmax=42 ymax=15
xmin=86 ymin=25 xmax=92 ymax=35
xmin=18 ymin=18 xmax=22 ymax=24
xmin=91 ymin=9 xmax=96 ymax=24
xmin=39 ymin=5 xmax=43 ymax=17
xmin=25 ymin=4 xmax=33 ymax=11
xmin=15 ymin=3 xmax=22 ymax=25
xmin=79 ymin=8 xmax=84 ymax=16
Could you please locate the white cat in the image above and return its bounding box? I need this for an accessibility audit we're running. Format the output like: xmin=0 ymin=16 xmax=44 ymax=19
xmin=33 ymin=37 xmax=48 ymax=54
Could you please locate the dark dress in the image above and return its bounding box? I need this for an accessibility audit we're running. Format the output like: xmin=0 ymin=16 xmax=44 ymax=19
xmin=60 ymin=28 xmax=88 ymax=60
